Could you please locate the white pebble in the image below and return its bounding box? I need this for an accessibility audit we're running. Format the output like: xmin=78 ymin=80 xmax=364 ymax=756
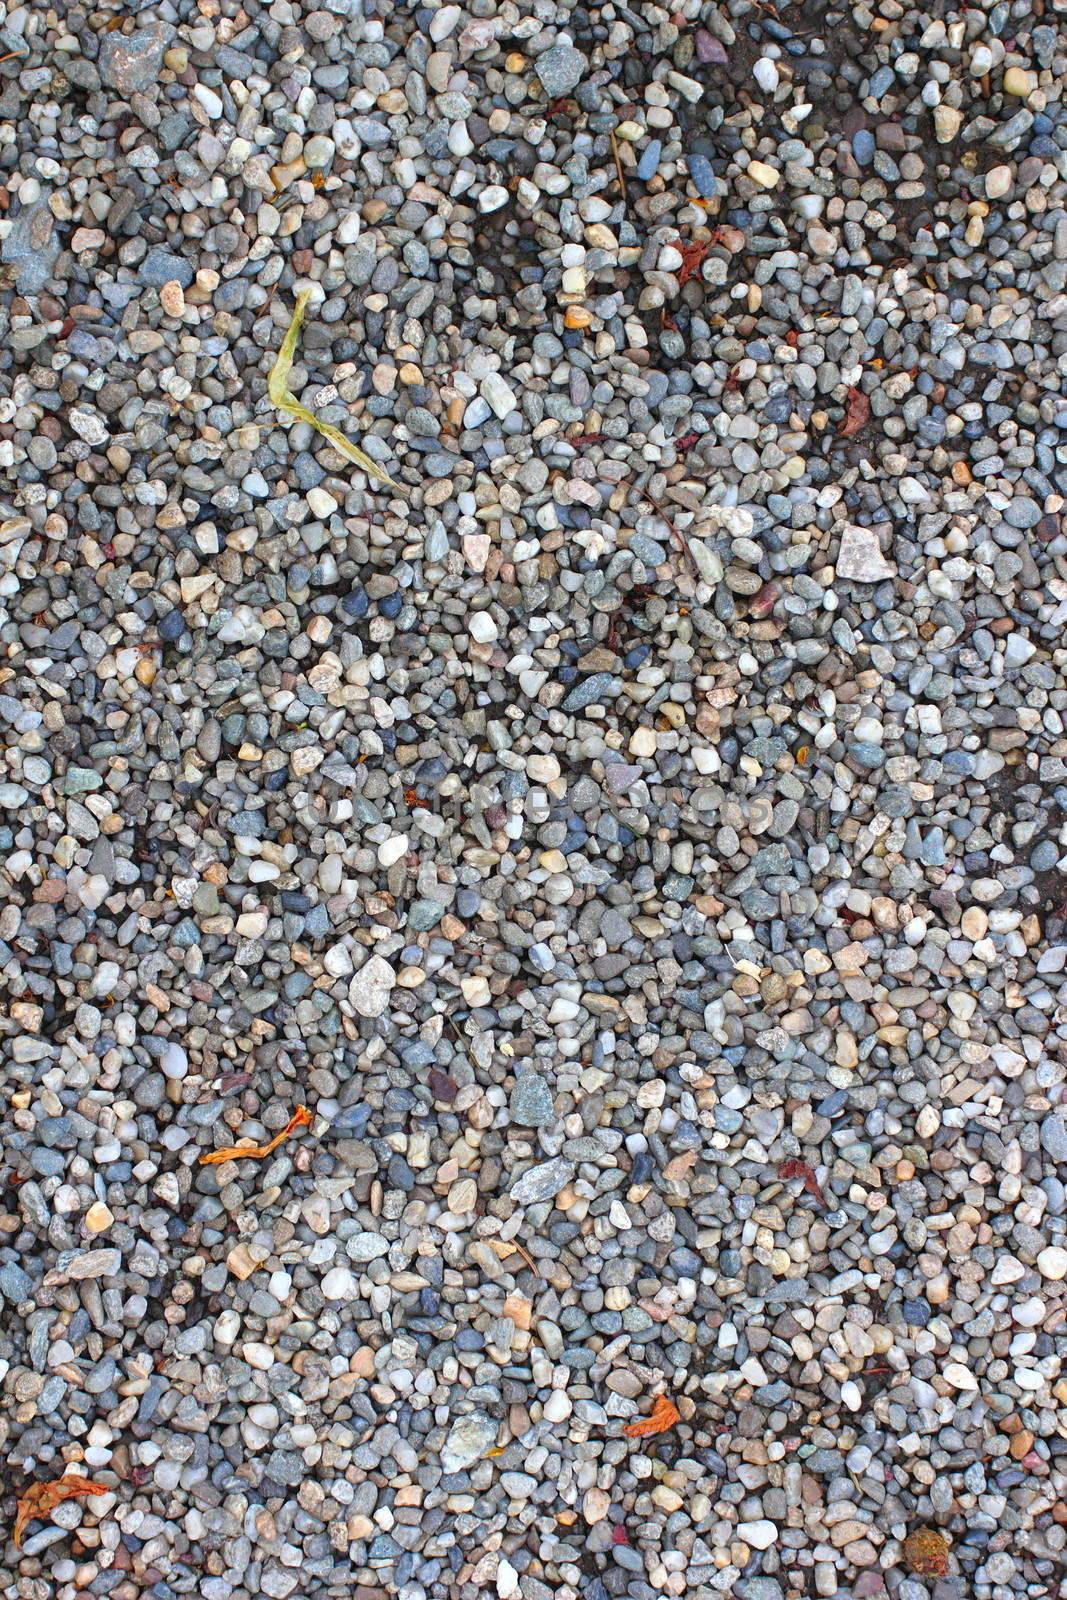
xmin=480 ymin=372 xmax=518 ymax=419
xmin=738 ymin=1520 xmax=777 ymax=1550
xmin=193 ymin=84 xmax=223 ymax=120
xmin=469 ymin=612 xmax=498 ymax=644
xmin=322 ymin=1267 xmax=355 ymax=1300
xmin=377 ymin=834 xmax=409 ymax=867
xmin=753 ymin=58 xmax=779 ymax=93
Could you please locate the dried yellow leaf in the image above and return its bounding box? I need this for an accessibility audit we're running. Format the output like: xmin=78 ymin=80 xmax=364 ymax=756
xmin=269 ymin=290 xmax=402 ymax=492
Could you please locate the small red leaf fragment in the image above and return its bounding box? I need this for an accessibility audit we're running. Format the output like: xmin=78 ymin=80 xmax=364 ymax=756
xmin=778 ymin=1158 xmax=827 ymax=1209
xmin=838 ymin=386 xmax=871 ymax=437
xmin=429 ymin=1070 xmax=458 ymax=1103
xmin=675 ymin=238 xmax=710 ymax=287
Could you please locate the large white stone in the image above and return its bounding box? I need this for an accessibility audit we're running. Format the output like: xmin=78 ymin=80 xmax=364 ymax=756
xmin=322 ymin=1267 xmax=354 ymax=1300
xmin=348 ymin=955 xmax=395 ymax=1018
xmin=441 ymin=1411 xmax=497 ymax=1472
xmin=836 ymin=523 xmax=895 ymax=583
xmin=738 ymin=1520 xmax=777 ymax=1549
xmin=480 ymin=372 xmax=518 ymax=419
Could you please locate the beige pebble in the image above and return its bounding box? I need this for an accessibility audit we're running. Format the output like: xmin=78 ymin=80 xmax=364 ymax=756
xmin=159 ymin=280 xmax=185 ymax=316
xmin=1003 ymin=66 xmax=1033 ymax=97
xmin=985 ymin=164 xmax=1012 ymax=199
xmin=1037 ymin=1246 xmax=1067 ymax=1281
xmin=933 ymin=104 xmax=963 ymax=142
xmin=460 ymin=974 xmax=492 ymax=1006
xmin=916 ymin=1105 xmax=940 ymax=1139
xmin=227 ymin=1243 xmax=260 ymax=1280
xmin=85 ymin=1202 xmax=114 ymax=1234
xmin=584 ymin=1488 xmax=611 ymax=1523
xmin=447 ymin=1177 xmax=477 ymax=1213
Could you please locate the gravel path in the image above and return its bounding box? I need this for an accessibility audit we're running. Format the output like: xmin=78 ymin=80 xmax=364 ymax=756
xmin=1 ymin=1 xmax=1065 ymax=1597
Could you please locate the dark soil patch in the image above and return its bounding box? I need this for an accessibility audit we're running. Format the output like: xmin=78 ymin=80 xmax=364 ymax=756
xmin=986 ymin=769 xmax=1066 ymax=936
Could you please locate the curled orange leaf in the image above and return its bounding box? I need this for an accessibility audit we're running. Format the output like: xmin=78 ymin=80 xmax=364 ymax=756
xmin=14 ymin=1474 xmax=109 ymax=1548
xmin=623 ymin=1394 xmax=680 ymax=1438
xmin=199 ymin=1105 xmax=313 ymax=1166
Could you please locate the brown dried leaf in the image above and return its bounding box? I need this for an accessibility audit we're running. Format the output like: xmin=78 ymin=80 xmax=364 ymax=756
xmin=838 ymin=385 xmax=871 ymax=437
xmin=902 ymin=1528 xmax=950 ymax=1577
xmin=675 ymin=238 xmax=710 ymax=287
xmin=15 ymin=1475 xmax=109 ymax=1548
xmin=778 ymin=1157 xmax=827 ymax=1209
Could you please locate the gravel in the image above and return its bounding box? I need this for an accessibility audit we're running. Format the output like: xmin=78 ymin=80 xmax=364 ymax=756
xmin=1 ymin=0 xmax=1065 ymax=1596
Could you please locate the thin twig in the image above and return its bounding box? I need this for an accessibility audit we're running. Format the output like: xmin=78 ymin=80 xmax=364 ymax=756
xmin=609 ymin=129 xmax=627 ymax=202
xmin=443 ymin=1011 xmax=477 ymax=1063
xmin=509 ymin=1240 xmax=539 ymax=1276
xmin=632 ymin=479 xmax=700 ymax=578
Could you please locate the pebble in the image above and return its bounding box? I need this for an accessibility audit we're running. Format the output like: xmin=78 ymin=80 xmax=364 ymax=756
xmin=747 ymin=160 xmax=780 ymax=188
xmin=481 ymin=372 xmax=518 ymax=420
xmin=509 ymin=1157 xmax=574 ymax=1205
xmin=509 ymin=1071 xmax=555 ymax=1126
xmin=1036 ymin=1247 xmax=1067 ymax=1281
xmin=0 ymin=5 xmax=1063 ymax=1598
xmin=1039 ymin=1114 xmax=1067 ymax=1163
xmin=98 ymin=24 xmax=172 ymax=95
xmin=348 ymin=956 xmax=396 ymax=1018
xmin=986 ymin=164 xmax=1013 ymax=198
xmin=534 ymin=43 xmax=587 ymax=97
xmin=441 ymin=1412 xmax=498 ymax=1472
xmin=836 ymin=524 xmax=896 ymax=583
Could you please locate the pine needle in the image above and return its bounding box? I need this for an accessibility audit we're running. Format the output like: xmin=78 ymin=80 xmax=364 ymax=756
xmin=269 ymin=290 xmax=402 ymax=492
